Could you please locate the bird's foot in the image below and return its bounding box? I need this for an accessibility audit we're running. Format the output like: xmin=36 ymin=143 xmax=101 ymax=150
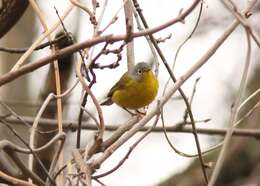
xmin=123 ymin=107 xmax=136 ymax=116
xmin=135 ymin=109 xmax=146 ymax=116
xmin=122 ymin=107 xmax=147 ymax=117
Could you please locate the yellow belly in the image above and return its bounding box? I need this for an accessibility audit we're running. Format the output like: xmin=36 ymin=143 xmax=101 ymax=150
xmin=112 ymin=71 xmax=158 ymax=109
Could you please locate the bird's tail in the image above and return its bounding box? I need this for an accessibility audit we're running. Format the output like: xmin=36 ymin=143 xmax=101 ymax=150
xmin=100 ymin=97 xmax=113 ymax=106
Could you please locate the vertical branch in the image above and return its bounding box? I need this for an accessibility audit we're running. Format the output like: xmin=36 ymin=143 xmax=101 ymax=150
xmin=123 ymin=0 xmax=135 ymax=71
xmin=53 ymin=60 xmax=64 ymax=186
xmin=27 ymin=1 xmax=64 ymax=185
xmin=129 ymin=0 xmax=159 ymax=75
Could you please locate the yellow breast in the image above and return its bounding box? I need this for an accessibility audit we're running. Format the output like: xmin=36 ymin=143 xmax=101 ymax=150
xmin=112 ymin=71 xmax=159 ymax=109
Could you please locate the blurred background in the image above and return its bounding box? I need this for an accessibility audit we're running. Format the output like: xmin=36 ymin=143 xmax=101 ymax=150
xmin=0 ymin=0 xmax=260 ymax=185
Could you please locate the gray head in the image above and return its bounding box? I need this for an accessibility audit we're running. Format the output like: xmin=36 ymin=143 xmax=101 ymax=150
xmin=129 ymin=62 xmax=152 ymax=80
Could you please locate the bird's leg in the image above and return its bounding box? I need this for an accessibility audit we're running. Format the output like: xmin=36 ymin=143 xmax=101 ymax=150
xmin=122 ymin=107 xmax=147 ymax=116
xmin=122 ymin=107 xmax=136 ymax=116
xmin=135 ymin=109 xmax=146 ymax=115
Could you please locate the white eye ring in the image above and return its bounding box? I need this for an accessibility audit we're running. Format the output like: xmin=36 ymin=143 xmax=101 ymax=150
xmin=137 ymin=69 xmax=142 ymax=74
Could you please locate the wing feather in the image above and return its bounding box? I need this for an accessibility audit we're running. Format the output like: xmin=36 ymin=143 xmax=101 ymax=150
xmin=100 ymin=73 xmax=128 ymax=106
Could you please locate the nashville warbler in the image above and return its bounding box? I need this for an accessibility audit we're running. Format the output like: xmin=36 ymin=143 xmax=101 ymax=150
xmin=101 ymin=62 xmax=159 ymax=109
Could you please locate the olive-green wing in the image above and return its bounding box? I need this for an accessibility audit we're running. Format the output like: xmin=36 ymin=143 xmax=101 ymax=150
xmin=100 ymin=73 xmax=128 ymax=106
xmin=107 ymin=73 xmax=128 ymax=97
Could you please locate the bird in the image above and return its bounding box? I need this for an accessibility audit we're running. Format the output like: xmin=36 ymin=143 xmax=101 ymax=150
xmin=101 ymin=62 xmax=159 ymax=112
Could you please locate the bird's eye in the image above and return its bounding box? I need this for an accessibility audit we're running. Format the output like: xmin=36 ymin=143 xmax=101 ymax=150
xmin=137 ymin=69 xmax=142 ymax=74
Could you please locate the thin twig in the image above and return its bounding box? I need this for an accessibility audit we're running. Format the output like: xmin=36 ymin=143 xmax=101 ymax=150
xmin=93 ymin=178 xmax=106 ymax=186
xmin=221 ymin=0 xmax=260 ymax=48
xmin=52 ymin=8 xmax=68 ymax=186
xmin=80 ymin=106 xmax=99 ymax=128
xmin=0 ymin=170 xmax=36 ymax=186
xmin=97 ymin=0 xmax=129 ymax=35
xmin=46 ymin=133 xmax=66 ymax=185
xmin=0 ymin=34 xmax=70 ymax=54
xmin=72 ymin=149 xmax=92 ymax=186
xmin=29 ymin=94 xmax=54 ymax=174
xmin=183 ymin=77 xmax=201 ymax=121
xmin=238 ymin=88 xmax=260 ymax=112
xmin=76 ymin=57 xmax=105 ymax=148
xmin=70 ymin=0 xmax=96 ymax=25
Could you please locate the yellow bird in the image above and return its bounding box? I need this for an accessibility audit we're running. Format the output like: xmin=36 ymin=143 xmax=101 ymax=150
xmin=101 ymin=62 xmax=159 ymax=110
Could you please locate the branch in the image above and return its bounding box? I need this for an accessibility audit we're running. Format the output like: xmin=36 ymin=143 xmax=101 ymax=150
xmin=0 ymin=170 xmax=36 ymax=186
xmin=5 ymin=116 xmax=260 ymax=138
xmin=0 ymin=0 xmax=202 ymax=87
xmin=72 ymin=149 xmax=92 ymax=186
xmin=123 ymin=0 xmax=135 ymax=71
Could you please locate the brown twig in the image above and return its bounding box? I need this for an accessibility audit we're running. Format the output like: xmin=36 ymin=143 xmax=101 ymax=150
xmin=6 ymin=115 xmax=260 ymax=138
xmin=70 ymin=0 xmax=97 ymax=25
xmin=221 ymin=0 xmax=260 ymax=48
xmin=156 ymin=33 xmax=172 ymax=43
xmin=46 ymin=132 xmax=66 ymax=185
xmin=97 ymin=0 xmax=128 ymax=35
xmin=0 ymin=34 xmax=70 ymax=53
xmin=183 ymin=77 xmax=201 ymax=121
xmin=72 ymin=149 xmax=92 ymax=186
xmin=93 ymin=178 xmax=106 ymax=186
xmin=76 ymin=57 xmax=105 ymax=149
xmin=0 ymin=170 xmax=36 ymax=186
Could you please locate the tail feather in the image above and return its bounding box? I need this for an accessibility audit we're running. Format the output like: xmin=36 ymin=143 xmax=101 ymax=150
xmin=100 ymin=98 xmax=114 ymax=106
